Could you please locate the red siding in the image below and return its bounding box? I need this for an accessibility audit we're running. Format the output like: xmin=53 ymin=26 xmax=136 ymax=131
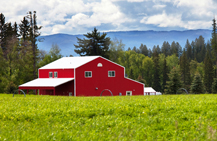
xmin=75 ymin=57 xmax=144 ymax=96
xmin=39 ymin=69 xmax=74 ymax=78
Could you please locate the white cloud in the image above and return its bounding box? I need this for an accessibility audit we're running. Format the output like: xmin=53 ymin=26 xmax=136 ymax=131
xmin=140 ymin=10 xmax=213 ymax=29
xmin=127 ymin=0 xmax=145 ymax=2
xmin=153 ymin=4 xmax=166 ymax=9
xmin=140 ymin=11 xmax=183 ymax=27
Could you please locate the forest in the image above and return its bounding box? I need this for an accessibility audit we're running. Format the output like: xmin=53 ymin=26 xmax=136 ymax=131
xmin=0 ymin=12 xmax=217 ymax=94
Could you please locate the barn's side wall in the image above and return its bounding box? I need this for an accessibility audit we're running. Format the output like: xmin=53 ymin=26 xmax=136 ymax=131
xmin=75 ymin=57 xmax=144 ymax=96
xmin=39 ymin=69 xmax=74 ymax=78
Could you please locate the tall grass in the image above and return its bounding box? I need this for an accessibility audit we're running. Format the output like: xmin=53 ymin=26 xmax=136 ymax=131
xmin=0 ymin=94 xmax=217 ymax=140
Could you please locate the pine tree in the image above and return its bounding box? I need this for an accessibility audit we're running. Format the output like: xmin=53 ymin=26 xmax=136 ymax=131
xmin=139 ymin=44 xmax=148 ymax=56
xmin=180 ymin=49 xmax=191 ymax=90
xmin=211 ymin=18 xmax=217 ymax=76
xmin=190 ymin=74 xmax=204 ymax=94
xmin=204 ymin=52 xmax=214 ymax=93
xmin=152 ymin=50 xmax=161 ymax=92
xmin=0 ymin=13 xmax=5 ymax=49
xmin=165 ymin=67 xmax=182 ymax=94
xmin=162 ymin=58 xmax=169 ymax=93
xmin=212 ymin=78 xmax=217 ymax=93
xmin=27 ymin=11 xmax=42 ymax=78
xmin=19 ymin=17 xmax=30 ymax=41
xmin=74 ymin=27 xmax=110 ymax=59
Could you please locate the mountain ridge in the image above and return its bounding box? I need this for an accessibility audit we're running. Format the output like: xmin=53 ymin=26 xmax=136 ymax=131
xmin=38 ymin=29 xmax=212 ymax=56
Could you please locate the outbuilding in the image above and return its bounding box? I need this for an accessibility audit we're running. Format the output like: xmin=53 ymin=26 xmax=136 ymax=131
xmin=19 ymin=56 xmax=144 ymax=96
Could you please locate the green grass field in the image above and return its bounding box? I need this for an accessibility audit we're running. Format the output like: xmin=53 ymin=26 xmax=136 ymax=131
xmin=0 ymin=94 xmax=217 ymax=140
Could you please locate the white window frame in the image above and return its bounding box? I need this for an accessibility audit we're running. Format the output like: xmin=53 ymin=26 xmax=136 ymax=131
xmin=85 ymin=71 xmax=92 ymax=78
xmin=126 ymin=91 xmax=132 ymax=96
xmin=49 ymin=72 xmax=53 ymax=78
xmin=54 ymin=72 xmax=58 ymax=78
xmin=108 ymin=71 xmax=115 ymax=77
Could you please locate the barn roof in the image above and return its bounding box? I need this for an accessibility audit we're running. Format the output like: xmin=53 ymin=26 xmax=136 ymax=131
xmin=40 ymin=56 xmax=99 ymax=69
xmin=19 ymin=78 xmax=74 ymax=87
xmin=144 ymin=87 xmax=156 ymax=93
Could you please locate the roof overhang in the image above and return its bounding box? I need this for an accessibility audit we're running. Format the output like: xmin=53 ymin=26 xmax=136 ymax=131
xmin=19 ymin=78 xmax=74 ymax=89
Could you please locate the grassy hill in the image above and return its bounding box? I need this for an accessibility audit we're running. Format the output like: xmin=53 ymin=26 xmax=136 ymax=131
xmin=0 ymin=94 xmax=217 ymax=140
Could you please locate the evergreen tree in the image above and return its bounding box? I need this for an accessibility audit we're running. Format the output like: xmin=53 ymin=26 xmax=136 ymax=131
xmin=19 ymin=17 xmax=30 ymax=41
xmin=139 ymin=44 xmax=148 ymax=56
xmin=27 ymin=11 xmax=42 ymax=78
xmin=142 ymin=56 xmax=154 ymax=87
xmin=0 ymin=46 xmax=6 ymax=92
xmin=204 ymin=51 xmax=214 ymax=93
xmin=152 ymin=50 xmax=161 ymax=92
xmin=0 ymin=13 xmax=5 ymax=50
xmin=161 ymin=41 xmax=171 ymax=56
xmin=211 ymin=18 xmax=217 ymax=76
xmin=212 ymin=78 xmax=217 ymax=93
xmin=162 ymin=58 xmax=169 ymax=93
xmin=190 ymin=73 xmax=204 ymax=94
xmin=165 ymin=67 xmax=182 ymax=94
xmin=180 ymin=49 xmax=191 ymax=90
xmin=74 ymin=27 xmax=110 ymax=59
xmin=185 ymin=39 xmax=192 ymax=60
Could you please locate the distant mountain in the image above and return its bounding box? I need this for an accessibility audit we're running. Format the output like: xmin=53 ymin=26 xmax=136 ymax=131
xmin=38 ymin=29 xmax=212 ymax=56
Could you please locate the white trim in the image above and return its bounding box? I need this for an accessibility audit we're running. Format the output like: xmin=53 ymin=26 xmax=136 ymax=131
xmin=126 ymin=91 xmax=132 ymax=96
xmin=85 ymin=71 xmax=92 ymax=78
xmin=125 ymin=77 xmax=145 ymax=86
xmin=108 ymin=71 xmax=115 ymax=77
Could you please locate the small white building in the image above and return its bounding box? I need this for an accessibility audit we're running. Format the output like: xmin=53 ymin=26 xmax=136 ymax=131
xmin=144 ymin=87 xmax=162 ymax=95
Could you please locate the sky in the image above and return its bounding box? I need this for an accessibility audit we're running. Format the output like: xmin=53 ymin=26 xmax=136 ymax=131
xmin=1 ymin=0 xmax=216 ymax=35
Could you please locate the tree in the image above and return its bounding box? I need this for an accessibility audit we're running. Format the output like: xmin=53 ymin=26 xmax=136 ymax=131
xmin=27 ymin=11 xmax=42 ymax=78
xmin=109 ymin=38 xmax=125 ymax=62
xmin=38 ymin=44 xmax=62 ymax=68
xmin=74 ymin=27 xmax=110 ymax=59
xmin=212 ymin=78 xmax=217 ymax=93
xmin=142 ymin=56 xmax=154 ymax=87
xmin=165 ymin=67 xmax=182 ymax=94
xmin=0 ymin=13 xmax=5 ymax=50
xmin=190 ymin=73 xmax=204 ymax=94
xmin=162 ymin=58 xmax=169 ymax=93
xmin=185 ymin=39 xmax=192 ymax=59
xmin=19 ymin=17 xmax=30 ymax=41
xmin=180 ymin=49 xmax=191 ymax=90
xmin=211 ymin=18 xmax=217 ymax=77
xmin=152 ymin=50 xmax=161 ymax=92
xmin=204 ymin=51 xmax=214 ymax=93
xmin=139 ymin=44 xmax=148 ymax=56
xmin=161 ymin=41 xmax=171 ymax=56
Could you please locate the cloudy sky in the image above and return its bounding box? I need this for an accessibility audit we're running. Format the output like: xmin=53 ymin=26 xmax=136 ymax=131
xmin=1 ymin=0 xmax=216 ymax=35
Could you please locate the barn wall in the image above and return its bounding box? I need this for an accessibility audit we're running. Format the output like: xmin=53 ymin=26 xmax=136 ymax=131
xmin=39 ymin=69 xmax=74 ymax=78
xmin=75 ymin=57 xmax=144 ymax=96
xmin=55 ymin=80 xmax=74 ymax=96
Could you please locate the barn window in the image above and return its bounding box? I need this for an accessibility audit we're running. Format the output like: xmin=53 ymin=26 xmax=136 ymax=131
xmin=54 ymin=72 xmax=58 ymax=78
xmin=49 ymin=72 xmax=53 ymax=78
xmin=108 ymin=71 xmax=115 ymax=77
xmin=85 ymin=71 xmax=92 ymax=78
xmin=126 ymin=91 xmax=132 ymax=96
xmin=97 ymin=63 xmax=103 ymax=67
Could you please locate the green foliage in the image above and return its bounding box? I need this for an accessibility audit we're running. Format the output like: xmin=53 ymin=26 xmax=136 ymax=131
xmin=153 ymin=50 xmax=161 ymax=92
xmin=142 ymin=56 xmax=154 ymax=87
xmin=165 ymin=67 xmax=182 ymax=94
xmin=1 ymin=95 xmax=217 ymax=140
xmin=38 ymin=44 xmax=62 ymax=68
xmin=212 ymin=78 xmax=217 ymax=94
xmin=109 ymin=38 xmax=125 ymax=62
xmin=191 ymin=74 xmax=204 ymax=94
xmin=74 ymin=28 xmax=111 ymax=59
xmin=204 ymin=52 xmax=214 ymax=93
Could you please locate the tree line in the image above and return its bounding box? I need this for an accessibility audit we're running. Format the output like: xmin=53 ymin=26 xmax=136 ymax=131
xmin=74 ymin=21 xmax=217 ymax=94
xmin=1 ymin=11 xmax=217 ymax=94
xmin=0 ymin=12 xmax=62 ymax=93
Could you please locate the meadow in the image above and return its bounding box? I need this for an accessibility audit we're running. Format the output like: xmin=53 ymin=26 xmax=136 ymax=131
xmin=0 ymin=94 xmax=217 ymax=140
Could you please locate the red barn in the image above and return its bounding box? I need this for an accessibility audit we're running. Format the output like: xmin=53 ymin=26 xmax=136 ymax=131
xmin=19 ymin=56 xmax=144 ymax=96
